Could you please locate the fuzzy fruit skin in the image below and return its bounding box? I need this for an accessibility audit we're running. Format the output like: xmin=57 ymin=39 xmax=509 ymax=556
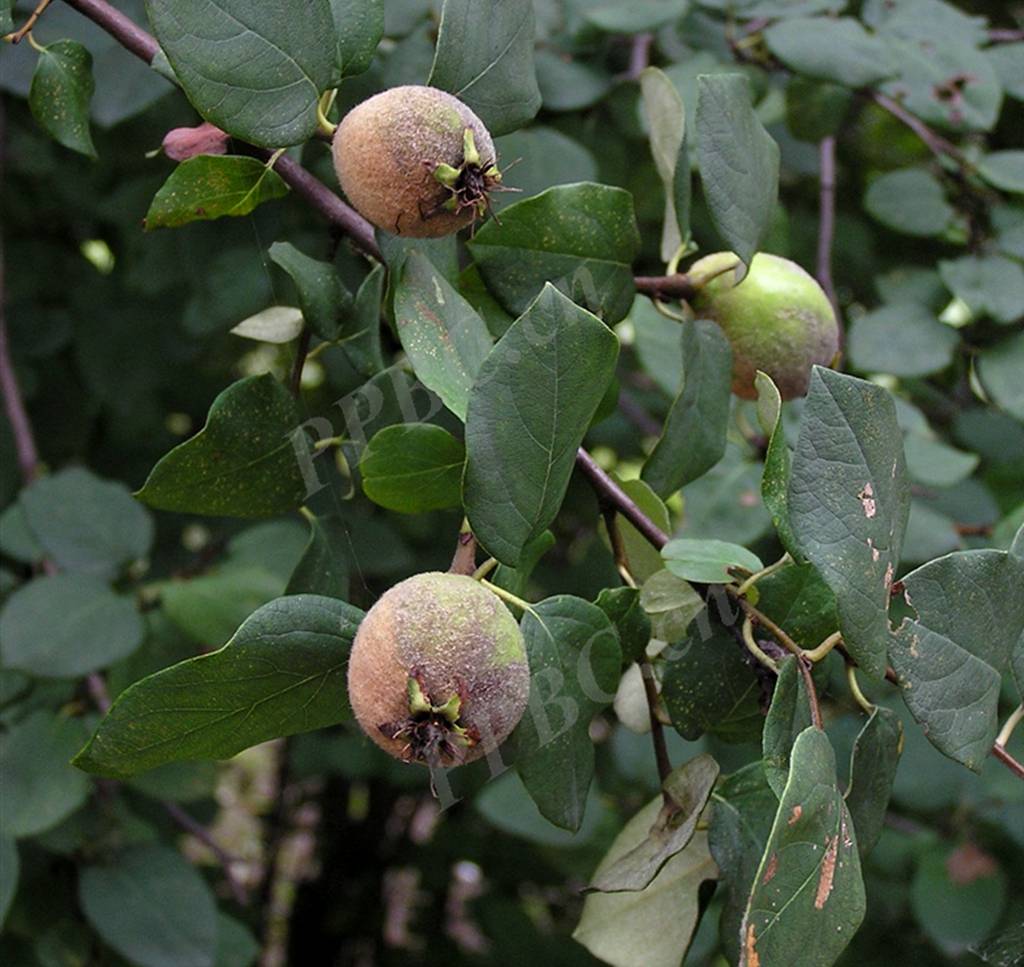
xmin=347 ymin=572 xmax=529 ymax=765
xmin=690 ymin=252 xmax=839 ymax=400
xmin=332 ymin=85 xmax=496 ymax=238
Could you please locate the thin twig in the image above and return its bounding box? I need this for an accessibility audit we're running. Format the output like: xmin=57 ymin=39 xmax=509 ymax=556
xmin=640 ymin=660 xmax=673 ymax=799
xmin=988 ymin=28 xmax=1024 ymax=43
xmin=0 ymin=305 xmax=41 ymax=484
xmin=627 ymin=32 xmax=653 ymax=80
xmin=62 ymin=0 xmax=158 ymax=61
xmin=576 ymin=449 xmax=669 ymax=550
xmin=288 ymin=325 xmax=312 ymax=397
xmin=816 ymin=135 xmax=840 ymax=328
xmin=871 ymin=91 xmax=970 ymax=169
xmin=601 ymin=507 xmax=638 ymax=589
xmin=164 ymin=802 xmax=248 ymax=905
xmin=4 ymin=0 xmax=52 ymax=43
xmin=634 ymin=273 xmax=696 ymax=301
xmin=992 ymin=743 xmax=1024 ymax=781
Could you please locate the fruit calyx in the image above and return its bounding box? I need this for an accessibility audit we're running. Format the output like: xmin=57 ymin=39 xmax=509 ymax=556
xmin=430 ymin=128 xmax=503 ymax=225
xmin=380 ymin=668 xmax=477 ymax=767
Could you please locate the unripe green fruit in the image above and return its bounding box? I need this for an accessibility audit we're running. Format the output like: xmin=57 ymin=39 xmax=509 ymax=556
xmin=347 ymin=572 xmax=529 ymax=766
xmin=689 ymin=252 xmax=840 ymax=400
xmin=332 ymin=85 xmax=498 ymax=238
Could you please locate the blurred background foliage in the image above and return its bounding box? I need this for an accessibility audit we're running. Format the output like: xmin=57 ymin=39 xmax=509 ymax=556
xmin=1 ymin=0 xmax=1022 ymax=965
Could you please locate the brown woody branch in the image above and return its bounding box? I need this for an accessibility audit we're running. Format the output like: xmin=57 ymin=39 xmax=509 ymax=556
xmin=55 ymin=0 xmax=1024 ymax=782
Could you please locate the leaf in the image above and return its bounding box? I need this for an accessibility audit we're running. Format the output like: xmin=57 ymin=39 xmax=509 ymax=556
xmin=395 ymin=251 xmax=494 ymax=419
xmin=0 ymin=1 xmax=12 ymax=32
xmin=491 ymin=529 xmax=555 ymax=599
xmin=427 ymin=0 xmax=540 ymax=136
xmin=662 ymin=538 xmax=763 ymax=584
xmin=762 ymin=657 xmax=813 ymax=798
xmin=641 ymin=319 xmax=731 ymax=496
xmin=136 ymin=374 xmax=310 ymax=519
xmin=28 ymin=40 xmax=96 ymax=158
xmin=903 ymin=432 xmax=979 ymax=487
xmin=940 ymin=255 xmax=1024 ymax=325
xmin=230 ymin=305 xmax=305 ymax=343
xmin=584 ymin=0 xmax=690 ymax=34
xmin=145 ymin=156 xmax=288 ymax=229
xmin=79 ymin=844 xmax=218 ymax=967
xmin=360 ymin=423 xmax=465 ymax=513
xmin=708 ymin=764 xmax=778 ymax=966
xmin=662 ymin=609 xmax=763 ymax=743
xmin=754 ymin=372 xmax=798 ymax=556
xmin=0 ymin=838 xmax=17 ymax=929
xmin=144 ymin=0 xmax=338 ymax=147
xmin=512 ymin=596 xmax=621 ymax=831
xmin=598 ymin=477 xmax=672 ymax=584
xmin=285 ymin=514 xmax=350 ymax=599
xmin=533 ymin=48 xmax=613 ymax=112
xmin=844 ymin=706 xmax=902 ymax=857
xmin=490 ymin=127 xmax=599 ymax=215
xmin=73 ymin=595 xmax=363 ymax=778
xmin=787 ymin=368 xmax=910 ymax=679
xmin=979 ymin=150 xmax=1024 ymax=194
xmin=464 ymin=284 xmax=619 ymax=566
xmin=639 ymin=569 xmax=703 ymax=643
xmin=595 ymin=587 xmax=651 ymax=665
xmin=468 ymin=184 xmax=641 ymax=325
xmin=764 ymin=17 xmax=894 ymax=88
xmin=640 ymin=67 xmax=688 ymax=262
xmin=695 ymin=74 xmax=779 ymax=267
xmin=755 ymin=563 xmax=838 ymax=651
xmin=977 ymin=332 xmax=1024 ymax=421
xmin=19 ymin=466 xmax=153 ymax=579
xmin=889 ymin=547 xmax=1024 ymax=770
xmin=0 ymin=573 xmax=144 ymax=678
xmin=330 ymin=0 xmax=384 ymax=78
xmin=847 ymin=303 xmax=958 ymax=377
xmin=587 ymin=754 xmax=720 ymax=893
xmin=864 ymin=168 xmax=955 ymax=237
xmin=268 ymin=241 xmax=352 ymax=341
xmin=341 ymin=263 xmax=386 ymax=377
xmin=631 ymin=296 xmax=684 ymax=397
xmin=973 ymin=922 xmax=1024 ymax=966
xmin=574 ymin=807 xmax=717 ymax=967
xmin=741 ymin=728 xmax=865 ymax=967
xmin=0 ymin=711 xmax=90 ymax=839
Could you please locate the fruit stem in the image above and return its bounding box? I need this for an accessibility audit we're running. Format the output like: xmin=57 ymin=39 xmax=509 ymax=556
xmin=471 ymin=557 xmax=498 ymax=581
xmin=846 ymin=665 xmax=874 ymax=717
xmin=448 ymin=519 xmax=478 ymax=576
xmin=996 ymin=704 xmax=1024 ymax=750
xmin=316 ymin=89 xmax=338 ymax=137
xmin=478 ymin=579 xmax=534 ymax=616
xmin=734 ymin=552 xmax=790 ymax=597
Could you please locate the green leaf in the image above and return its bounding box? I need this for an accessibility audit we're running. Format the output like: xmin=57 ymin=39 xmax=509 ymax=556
xmin=708 ymin=764 xmax=778 ymax=966
xmin=214 ymin=913 xmax=259 ymax=967
xmin=844 ymin=706 xmax=902 ymax=857
xmin=360 ymin=423 xmax=465 ymax=513
xmin=889 ymin=548 xmax=1024 ymax=770
xmin=741 ymin=728 xmax=865 ymax=967
xmin=642 ymin=319 xmax=731 ymax=497
xmin=787 ymin=368 xmax=910 ymax=679
xmin=695 ymin=73 xmax=779 ymax=267
xmin=144 ymin=0 xmax=338 ymax=147
xmin=639 ymin=569 xmax=703 ymax=643
xmin=395 ymin=251 xmax=494 ymax=419
xmin=79 ymin=844 xmax=218 ymax=967
xmin=939 ymin=254 xmax=1024 ymax=325
xmin=784 ymin=77 xmax=852 ymax=142
xmin=599 ymin=477 xmax=672 ymax=584
xmin=755 ymin=563 xmax=838 ymax=651
xmin=73 ymin=595 xmax=363 ymax=778
xmin=330 ymin=0 xmax=384 ymax=78
xmin=903 ymin=433 xmax=979 ymax=487
xmin=341 ymin=263 xmax=386 ymax=377
xmin=574 ymin=817 xmax=716 ymax=967
xmin=762 ymin=657 xmax=813 ymax=798
xmin=145 ymin=156 xmax=288 ymax=230
xmin=640 ymin=67 xmax=689 ymax=262
xmin=587 ymin=753 xmax=719 ymax=893
xmin=631 ymin=296 xmax=683 ymax=397
xmin=764 ymin=17 xmax=894 ymax=88
xmin=754 ymin=372 xmax=799 ymax=556
xmin=977 ymin=332 xmax=1024 ymax=420
xmin=584 ymin=0 xmax=690 ymax=34
xmin=0 ymin=1 xmax=12 ymax=32
xmin=427 ymin=0 xmax=541 ymax=136
xmin=0 ymin=838 xmax=17 ymax=929
xmin=910 ymin=843 xmax=1006 ymax=951
xmin=847 ymin=303 xmax=958 ymax=377
xmin=513 ymin=596 xmax=621 ymax=830
xmin=468 ymin=184 xmax=641 ymax=324
xmin=19 ymin=467 xmax=153 ymax=579
xmin=662 ymin=610 xmax=763 ymax=743
xmin=464 ymin=285 xmax=619 ymax=566
xmin=286 ymin=514 xmax=350 ymax=599
xmin=268 ymin=241 xmax=352 ymax=342
xmin=0 ymin=711 xmax=90 ymax=839
xmin=0 ymin=573 xmax=144 ymax=678
xmin=863 ymin=168 xmax=954 ymax=237
xmin=491 ymin=529 xmax=555 ymax=599
xmin=595 ymin=587 xmax=651 ymax=665
xmin=534 ymin=48 xmax=613 ymax=112
xmin=136 ymin=374 xmax=309 ymax=519
xmin=28 ymin=40 xmax=96 ymax=158
xmin=973 ymin=922 xmax=1024 ymax=966
xmin=662 ymin=538 xmax=763 ymax=584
